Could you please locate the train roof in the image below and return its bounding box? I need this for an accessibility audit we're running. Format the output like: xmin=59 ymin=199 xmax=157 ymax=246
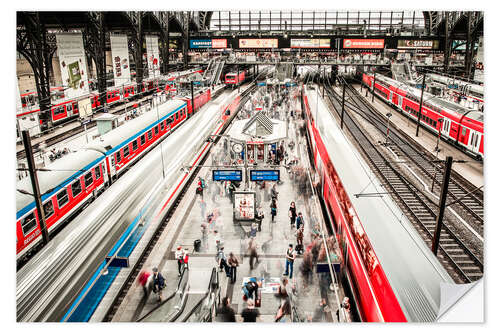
xmin=306 ymin=88 xmax=454 ymax=322
xmin=375 ymin=74 xmax=481 ymax=121
xmin=16 ymin=149 xmax=104 ymax=218
xmin=85 ymin=99 xmax=186 ymax=153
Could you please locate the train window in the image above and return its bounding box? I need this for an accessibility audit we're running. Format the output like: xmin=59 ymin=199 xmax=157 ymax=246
xmin=167 ymin=117 xmax=173 ymax=125
xmin=462 ymin=128 xmax=467 ymax=136
xmin=116 ymin=151 xmax=122 ymax=163
xmin=154 ymin=126 xmax=159 ymax=136
xmin=94 ymin=165 xmax=101 ymax=180
xmin=43 ymin=201 xmax=54 ymax=219
xmin=67 ymin=104 xmax=72 ymax=112
xmin=148 ymin=130 xmax=153 ymax=140
xmin=21 ymin=212 xmax=37 ymax=235
xmin=175 ymin=113 xmax=178 ymax=120
xmin=132 ymin=140 xmax=138 ymax=151
xmin=140 ymin=134 xmax=146 ymax=145
xmin=123 ymin=146 xmax=130 ymax=158
xmin=57 ymin=189 xmax=69 ymax=208
xmin=160 ymin=122 xmax=164 ymax=131
xmin=84 ymin=172 xmax=93 ymax=187
xmin=71 ymin=180 xmax=82 ymax=197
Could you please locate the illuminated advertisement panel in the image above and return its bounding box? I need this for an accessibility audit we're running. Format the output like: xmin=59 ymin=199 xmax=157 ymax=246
xmin=189 ymin=39 xmax=228 ymax=49
xmin=343 ymin=39 xmax=385 ymax=49
xmin=56 ymin=33 xmax=90 ymax=99
xmin=291 ymin=38 xmax=330 ymax=48
xmin=397 ymin=39 xmax=439 ymax=49
xmin=239 ymin=38 xmax=278 ymax=48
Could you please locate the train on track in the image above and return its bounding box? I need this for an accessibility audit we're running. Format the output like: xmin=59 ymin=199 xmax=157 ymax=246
xmin=427 ymin=72 xmax=484 ymax=105
xmin=16 ymin=68 xmax=204 ymax=137
xmin=362 ymin=73 xmax=484 ymax=160
xmin=225 ymin=70 xmax=246 ymax=86
xmin=301 ymin=84 xmax=454 ymax=322
xmin=16 ymin=88 xmax=211 ymax=262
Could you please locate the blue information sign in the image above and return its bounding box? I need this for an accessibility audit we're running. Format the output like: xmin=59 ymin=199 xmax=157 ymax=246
xmin=250 ymin=170 xmax=280 ymax=181
xmin=213 ymin=170 xmax=242 ymax=181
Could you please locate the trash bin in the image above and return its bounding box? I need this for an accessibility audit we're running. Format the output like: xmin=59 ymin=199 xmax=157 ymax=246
xmin=194 ymin=239 xmax=202 ymax=252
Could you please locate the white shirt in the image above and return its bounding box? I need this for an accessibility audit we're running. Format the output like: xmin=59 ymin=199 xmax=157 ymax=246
xmin=175 ymin=249 xmax=184 ymax=260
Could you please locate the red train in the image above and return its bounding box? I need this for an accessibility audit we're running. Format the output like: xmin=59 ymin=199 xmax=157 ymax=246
xmin=362 ymin=73 xmax=484 ymax=159
xmin=302 ymin=85 xmax=453 ymax=322
xmin=225 ymin=71 xmax=246 ymax=86
xmin=16 ymin=88 xmax=211 ymax=261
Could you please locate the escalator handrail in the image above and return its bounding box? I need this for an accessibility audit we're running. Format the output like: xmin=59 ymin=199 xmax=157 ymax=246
xmin=182 ymin=267 xmax=219 ymax=322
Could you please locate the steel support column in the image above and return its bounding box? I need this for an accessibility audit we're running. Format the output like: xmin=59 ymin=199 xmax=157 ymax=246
xmin=443 ymin=12 xmax=450 ymax=73
xmin=129 ymin=12 xmax=145 ymax=88
xmin=83 ymin=12 xmax=107 ymax=107
xmin=464 ymin=12 xmax=474 ymax=80
xmin=16 ymin=12 xmax=54 ymax=131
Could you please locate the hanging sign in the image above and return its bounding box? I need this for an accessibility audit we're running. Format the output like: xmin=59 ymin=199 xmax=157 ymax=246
xmin=56 ymin=33 xmax=90 ymax=99
xmin=110 ymin=34 xmax=131 ymax=86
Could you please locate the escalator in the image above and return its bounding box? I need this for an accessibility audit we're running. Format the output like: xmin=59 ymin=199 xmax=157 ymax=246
xmin=137 ymin=267 xmax=220 ymax=322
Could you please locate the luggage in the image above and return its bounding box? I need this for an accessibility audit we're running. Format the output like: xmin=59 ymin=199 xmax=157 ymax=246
xmin=194 ymin=239 xmax=201 ymax=252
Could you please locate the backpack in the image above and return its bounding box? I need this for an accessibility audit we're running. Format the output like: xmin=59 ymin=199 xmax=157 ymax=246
xmin=201 ymin=179 xmax=206 ymax=188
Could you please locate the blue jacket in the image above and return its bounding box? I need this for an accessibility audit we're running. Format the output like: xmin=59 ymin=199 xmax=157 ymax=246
xmin=153 ymin=272 xmax=165 ymax=289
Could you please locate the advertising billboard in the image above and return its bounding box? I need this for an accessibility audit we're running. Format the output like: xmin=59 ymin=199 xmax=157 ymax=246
xmin=233 ymin=192 xmax=256 ymax=221
xmin=291 ymin=38 xmax=330 ymax=48
xmin=56 ymin=33 xmax=90 ymax=99
xmin=145 ymin=35 xmax=160 ymax=78
xmin=189 ymin=39 xmax=228 ymax=49
xmin=343 ymin=39 xmax=385 ymax=49
xmin=239 ymin=38 xmax=278 ymax=48
xmin=397 ymin=39 xmax=439 ymax=50
xmin=110 ymin=34 xmax=131 ymax=86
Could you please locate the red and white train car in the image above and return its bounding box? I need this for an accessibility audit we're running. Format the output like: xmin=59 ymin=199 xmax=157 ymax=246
xmin=362 ymin=73 xmax=484 ymax=159
xmin=225 ymin=71 xmax=246 ymax=86
xmin=16 ymin=88 xmax=212 ymax=261
xmin=302 ymin=85 xmax=454 ymax=322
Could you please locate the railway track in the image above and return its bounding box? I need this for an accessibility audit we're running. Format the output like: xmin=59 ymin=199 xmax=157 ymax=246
xmin=16 ymin=93 xmax=156 ymax=161
xmin=318 ymin=75 xmax=483 ymax=283
xmin=102 ymin=79 xmax=262 ymax=321
xmin=337 ymin=81 xmax=484 ymax=231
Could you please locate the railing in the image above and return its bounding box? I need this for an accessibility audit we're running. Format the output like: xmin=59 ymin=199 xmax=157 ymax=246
xmin=183 ymin=267 xmax=220 ymax=322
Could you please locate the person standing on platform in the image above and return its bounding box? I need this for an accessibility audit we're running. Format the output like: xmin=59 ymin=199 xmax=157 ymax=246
xmin=248 ymin=238 xmax=260 ymax=270
xmin=296 ymin=225 xmax=304 ymax=254
xmin=218 ymin=297 xmax=236 ymax=322
xmin=137 ymin=270 xmax=151 ymax=297
xmin=296 ymin=212 xmax=304 ymax=230
xmin=152 ymin=267 xmax=166 ymax=302
xmin=284 ymin=244 xmax=296 ymax=279
xmin=288 ymin=201 xmax=297 ymax=229
xmin=199 ymin=198 xmax=207 ymax=220
xmin=271 ymin=183 xmax=279 ymax=200
xmin=228 ymin=252 xmax=239 ymax=284
xmin=270 ymin=198 xmax=277 ymax=222
xmin=217 ymin=247 xmax=231 ymax=277
xmin=228 ymin=181 xmax=236 ymax=204
xmin=175 ymin=246 xmax=185 ymax=276
xmin=241 ymin=299 xmax=260 ymax=322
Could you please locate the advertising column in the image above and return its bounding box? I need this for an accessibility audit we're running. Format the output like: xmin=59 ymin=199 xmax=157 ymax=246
xmin=55 ymin=33 xmax=90 ymax=99
xmin=146 ymin=35 xmax=161 ymax=78
xmin=110 ymin=34 xmax=131 ymax=86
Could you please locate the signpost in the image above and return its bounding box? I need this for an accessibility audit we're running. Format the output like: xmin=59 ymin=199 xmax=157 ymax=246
xmin=250 ymin=170 xmax=280 ymax=181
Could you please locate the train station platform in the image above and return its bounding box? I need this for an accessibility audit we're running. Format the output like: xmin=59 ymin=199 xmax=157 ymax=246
xmin=348 ymin=83 xmax=483 ymax=188
xmin=109 ymin=85 xmax=347 ymax=322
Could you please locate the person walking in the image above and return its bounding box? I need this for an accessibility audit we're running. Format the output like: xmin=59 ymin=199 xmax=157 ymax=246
xmin=228 ymin=181 xmax=236 ymax=204
xmin=288 ymin=201 xmax=297 ymax=229
xmin=199 ymin=198 xmax=207 ymax=220
xmin=228 ymin=252 xmax=239 ymax=284
xmin=270 ymin=198 xmax=277 ymax=222
xmin=218 ymin=297 xmax=236 ymax=322
xmin=217 ymin=247 xmax=231 ymax=277
xmin=271 ymin=184 xmax=279 ymax=200
xmin=295 ymin=212 xmax=304 ymax=230
xmin=152 ymin=267 xmax=166 ymax=302
xmin=283 ymin=244 xmax=296 ymax=279
xmin=256 ymin=207 xmax=264 ymax=231
xmin=137 ymin=270 xmax=151 ymax=297
xmin=175 ymin=246 xmax=185 ymax=276
xmin=241 ymin=299 xmax=260 ymax=322
xmin=248 ymin=238 xmax=260 ymax=270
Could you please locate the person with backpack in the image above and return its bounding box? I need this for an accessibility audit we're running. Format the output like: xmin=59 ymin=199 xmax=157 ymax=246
xmin=152 ymin=267 xmax=166 ymax=302
xmin=270 ymin=198 xmax=277 ymax=222
xmin=295 ymin=225 xmax=304 ymax=254
xmin=216 ymin=247 xmax=231 ymax=277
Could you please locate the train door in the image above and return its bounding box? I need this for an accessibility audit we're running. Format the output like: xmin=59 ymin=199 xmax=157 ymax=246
xmin=468 ymin=130 xmax=481 ymax=154
xmin=442 ymin=118 xmax=451 ymax=138
xmin=389 ymin=91 xmax=393 ymax=104
xmin=397 ymin=95 xmax=403 ymax=108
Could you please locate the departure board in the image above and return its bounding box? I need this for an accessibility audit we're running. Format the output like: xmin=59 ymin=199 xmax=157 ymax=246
xmin=212 ymin=170 xmax=242 ymax=181
xmin=250 ymin=170 xmax=280 ymax=181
